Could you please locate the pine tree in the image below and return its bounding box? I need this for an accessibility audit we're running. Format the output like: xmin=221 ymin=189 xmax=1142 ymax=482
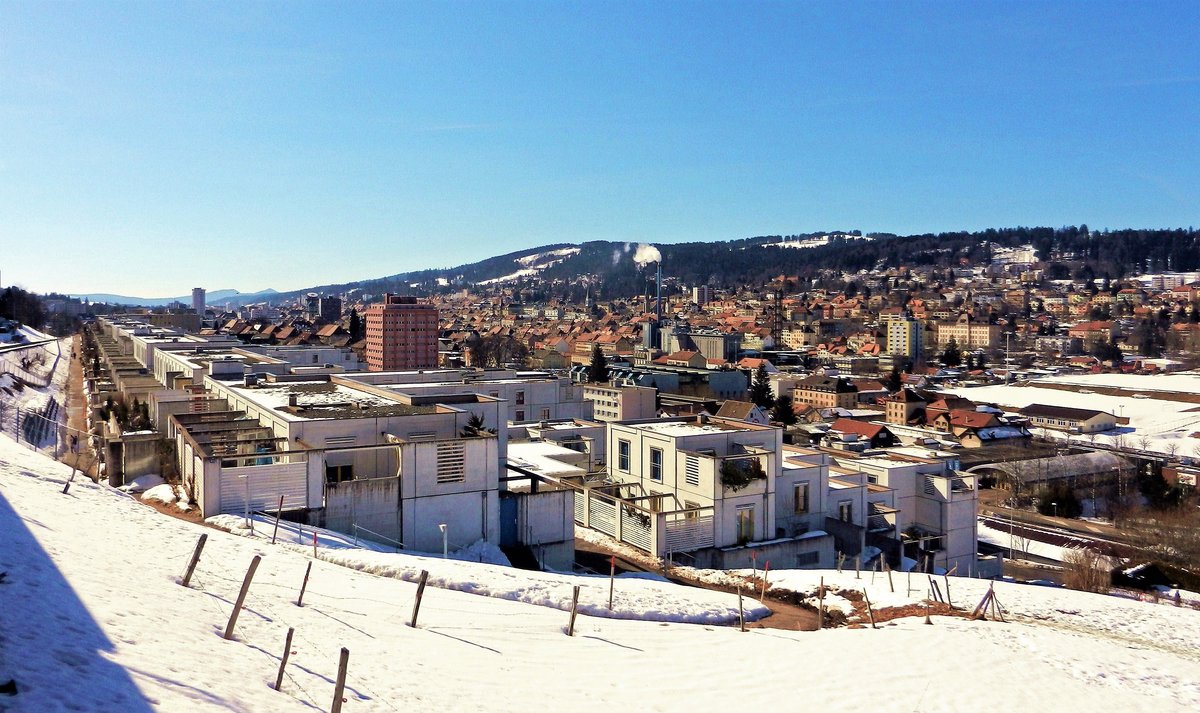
xmin=587 ymin=343 xmax=609 ymax=383
xmin=748 ymin=362 xmax=773 ymax=408
xmin=883 ymin=366 xmax=902 ymax=392
xmin=348 ymin=309 xmax=363 ymax=341
xmin=771 ymin=394 xmax=797 ymax=425
xmin=941 ymin=338 xmax=962 ymax=368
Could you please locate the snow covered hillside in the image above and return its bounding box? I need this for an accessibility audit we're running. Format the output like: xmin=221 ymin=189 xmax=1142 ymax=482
xmin=2 ymin=436 xmax=1199 ymax=712
xmin=476 ymin=248 xmax=581 ymax=286
xmin=947 ymin=375 xmax=1200 ymax=457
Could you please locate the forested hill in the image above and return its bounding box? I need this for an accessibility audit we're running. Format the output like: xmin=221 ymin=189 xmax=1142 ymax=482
xmin=280 ymin=226 xmax=1199 ymax=302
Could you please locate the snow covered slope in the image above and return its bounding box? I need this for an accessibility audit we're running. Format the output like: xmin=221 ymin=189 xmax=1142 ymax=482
xmin=1 ymin=436 xmax=1198 ymax=712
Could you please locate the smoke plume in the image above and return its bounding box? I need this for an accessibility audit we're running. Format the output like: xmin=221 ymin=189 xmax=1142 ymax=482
xmin=632 ymin=243 xmax=662 ymax=266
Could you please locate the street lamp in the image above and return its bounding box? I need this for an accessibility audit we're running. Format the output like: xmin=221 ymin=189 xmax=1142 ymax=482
xmin=1052 ymin=502 xmax=1058 ymax=519
xmin=438 ymin=523 xmax=448 ymax=559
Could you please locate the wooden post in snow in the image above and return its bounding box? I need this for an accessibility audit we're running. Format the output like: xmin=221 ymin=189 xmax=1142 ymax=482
xmin=817 ymin=577 xmax=825 ymax=630
xmin=855 ymin=555 xmax=860 ymax=580
xmin=271 ymin=495 xmax=284 ymax=545
xmin=297 ymin=561 xmax=313 ymax=607
xmin=760 ymin=561 xmax=770 ymax=603
xmin=330 ymin=647 xmax=349 ymax=713
xmin=567 ymin=585 xmax=581 ymax=636
xmin=863 ymin=588 xmax=877 ymax=629
xmin=180 ymin=534 xmax=207 ymax=588
xmin=409 ymin=570 xmax=429 ymax=628
xmin=885 ymin=558 xmax=894 ymax=593
xmin=738 ymin=586 xmax=746 ymax=632
xmin=971 ymin=587 xmax=993 ymax=620
xmin=223 ymin=555 xmax=262 ymax=640
xmin=273 ymin=627 xmax=294 ymax=691
xmin=608 ymin=556 xmax=616 ymax=611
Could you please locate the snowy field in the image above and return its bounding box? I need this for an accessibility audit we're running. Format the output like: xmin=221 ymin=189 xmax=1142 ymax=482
xmin=2 ymin=436 xmax=1200 ymax=711
xmin=204 ymin=512 xmax=768 ymax=625
xmin=948 ymin=374 xmax=1200 ymax=457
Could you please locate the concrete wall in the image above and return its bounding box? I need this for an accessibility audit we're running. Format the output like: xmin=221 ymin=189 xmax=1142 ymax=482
xmin=517 ymin=489 xmax=575 ymax=570
xmin=321 ymin=476 xmax=403 ymax=545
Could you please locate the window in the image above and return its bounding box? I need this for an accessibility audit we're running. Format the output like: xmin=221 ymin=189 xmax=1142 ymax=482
xmin=795 ymin=551 xmax=819 ymax=566
xmin=515 ymin=410 xmax=525 ymax=422
xmin=685 ymin=455 xmax=700 ymax=487
xmin=540 ymin=408 xmax=551 ymax=420
xmin=515 ymin=390 xmax=525 ymax=405
xmin=618 ymin=439 xmax=630 ymax=471
xmin=736 ymin=504 xmax=755 ymax=544
xmin=794 ymin=482 xmax=809 ymax=514
xmin=838 ymin=500 xmax=853 ymax=523
xmin=325 ymin=464 xmax=353 ymax=484
xmin=649 ymin=447 xmax=663 ymax=482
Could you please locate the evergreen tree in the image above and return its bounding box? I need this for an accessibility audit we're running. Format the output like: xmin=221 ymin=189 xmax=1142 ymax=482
xmin=941 ymin=338 xmax=962 ymax=368
xmin=771 ymin=394 xmax=797 ymax=425
xmin=748 ymin=362 xmax=773 ymax=408
xmin=348 ymin=309 xmax=363 ymax=341
xmin=883 ymin=366 xmax=902 ymax=392
xmin=587 ymin=343 xmax=609 ymax=383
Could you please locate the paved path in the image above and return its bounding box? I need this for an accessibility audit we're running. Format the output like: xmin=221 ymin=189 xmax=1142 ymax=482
xmin=60 ymin=334 xmax=99 ymax=479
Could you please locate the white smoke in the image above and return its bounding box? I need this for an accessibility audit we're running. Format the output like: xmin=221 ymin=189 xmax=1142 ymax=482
xmin=632 ymin=243 xmax=662 ymax=266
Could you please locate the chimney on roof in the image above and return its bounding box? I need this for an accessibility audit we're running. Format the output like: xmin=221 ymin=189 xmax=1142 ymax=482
xmin=656 ymin=261 xmax=663 ymax=323
xmin=288 ymin=394 xmax=298 ymax=407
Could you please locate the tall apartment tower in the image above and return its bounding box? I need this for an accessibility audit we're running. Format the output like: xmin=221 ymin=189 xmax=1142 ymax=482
xmin=885 ymin=315 xmax=924 ymax=364
xmin=364 ymin=294 xmax=439 ymax=371
xmin=192 ymin=287 xmax=205 ymax=315
xmin=318 ymin=295 xmax=343 ymax=324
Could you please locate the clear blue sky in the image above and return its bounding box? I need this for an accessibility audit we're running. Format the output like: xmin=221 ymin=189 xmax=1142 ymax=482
xmin=2 ymin=1 xmax=1197 ymax=297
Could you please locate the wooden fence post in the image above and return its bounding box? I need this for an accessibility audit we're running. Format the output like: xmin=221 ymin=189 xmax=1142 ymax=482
xmin=760 ymin=561 xmax=770 ymax=603
xmin=273 ymin=627 xmax=295 ymax=691
xmin=738 ymin=586 xmax=746 ymax=632
xmin=855 ymin=555 xmax=860 ymax=579
xmin=409 ymin=570 xmax=429 ymax=628
xmin=567 ymin=585 xmax=581 ymax=636
xmin=297 ymin=561 xmax=313 ymax=607
xmin=181 ymin=534 xmax=208 ymax=588
xmin=607 ymin=556 xmax=616 ymax=611
xmin=817 ymin=577 xmax=825 ymax=630
xmin=271 ymin=495 xmax=284 ymax=545
xmin=863 ymin=588 xmax=877 ymax=629
xmin=330 ymin=647 xmax=349 ymax=713
xmin=885 ymin=559 xmax=894 ymax=593
xmin=223 ymin=555 xmax=262 ymax=640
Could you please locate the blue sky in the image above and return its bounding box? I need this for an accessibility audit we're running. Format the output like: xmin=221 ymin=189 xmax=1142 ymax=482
xmin=2 ymin=1 xmax=1197 ymax=297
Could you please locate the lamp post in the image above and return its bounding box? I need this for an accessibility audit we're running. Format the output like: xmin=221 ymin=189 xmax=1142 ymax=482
xmin=439 ymin=523 xmax=447 ymax=559
xmin=1052 ymin=502 xmax=1058 ymax=519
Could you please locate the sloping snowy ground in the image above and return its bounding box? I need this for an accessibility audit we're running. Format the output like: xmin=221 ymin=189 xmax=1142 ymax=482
xmin=0 ymin=337 xmax=70 ymax=418
xmin=947 ymin=379 xmax=1200 ymax=456
xmin=206 ymin=512 xmax=766 ymax=625
xmin=2 ymin=435 xmax=1200 ymax=712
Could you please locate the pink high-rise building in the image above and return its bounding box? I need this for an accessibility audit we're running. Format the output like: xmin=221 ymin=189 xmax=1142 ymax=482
xmin=364 ymin=294 xmax=439 ymax=371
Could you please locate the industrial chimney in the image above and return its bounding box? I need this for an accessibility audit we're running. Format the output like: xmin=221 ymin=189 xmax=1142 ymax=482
xmin=655 ymin=261 xmax=663 ymax=323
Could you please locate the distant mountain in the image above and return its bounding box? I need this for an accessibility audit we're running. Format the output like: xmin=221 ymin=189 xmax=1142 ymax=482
xmin=75 ymin=226 xmax=1200 ymax=308
xmin=71 ymin=288 xmax=278 ymax=307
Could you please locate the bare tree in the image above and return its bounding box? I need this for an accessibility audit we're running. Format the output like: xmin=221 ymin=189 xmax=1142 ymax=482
xmin=1062 ymin=548 xmax=1111 ymax=594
